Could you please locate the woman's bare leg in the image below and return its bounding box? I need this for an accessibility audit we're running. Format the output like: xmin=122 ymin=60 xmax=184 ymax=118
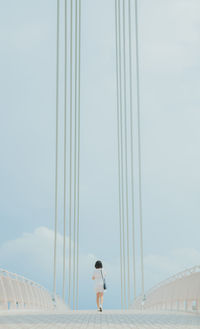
xmin=100 ymin=292 xmax=104 ymax=307
xmin=96 ymin=293 xmax=100 ymax=309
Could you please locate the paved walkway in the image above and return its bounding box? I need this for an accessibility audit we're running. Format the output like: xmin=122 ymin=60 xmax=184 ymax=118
xmin=0 ymin=310 xmax=200 ymax=329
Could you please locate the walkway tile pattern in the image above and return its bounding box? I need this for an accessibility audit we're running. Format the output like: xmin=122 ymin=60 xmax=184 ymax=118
xmin=0 ymin=310 xmax=200 ymax=329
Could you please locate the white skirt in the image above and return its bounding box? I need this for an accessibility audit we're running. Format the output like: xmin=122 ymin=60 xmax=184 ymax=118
xmin=94 ymin=283 xmax=104 ymax=293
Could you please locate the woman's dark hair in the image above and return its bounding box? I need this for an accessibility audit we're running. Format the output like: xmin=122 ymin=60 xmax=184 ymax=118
xmin=95 ymin=260 xmax=103 ymax=269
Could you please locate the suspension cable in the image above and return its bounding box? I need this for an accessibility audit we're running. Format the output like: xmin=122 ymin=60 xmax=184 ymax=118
xmin=118 ymin=0 xmax=126 ymax=309
xmin=122 ymin=0 xmax=130 ymax=308
xmin=115 ymin=0 xmax=123 ymax=310
xmin=76 ymin=0 xmax=81 ymax=311
xmin=128 ymin=0 xmax=136 ymax=300
xmin=134 ymin=0 xmax=144 ymax=297
xmin=53 ymin=0 xmax=60 ymax=300
xmin=73 ymin=0 xmax=78 ymax=311
xmin=62 ymin=0 xmax=67 ymax=302
xmin=68 ymin=0 xmax=73 ymax=308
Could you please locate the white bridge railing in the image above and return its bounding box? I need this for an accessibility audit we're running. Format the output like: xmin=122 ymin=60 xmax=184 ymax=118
xmin=132 ymin=265 xmax=200 ymax=312
xmin=0 ymin=268 xmax=67 ymax=311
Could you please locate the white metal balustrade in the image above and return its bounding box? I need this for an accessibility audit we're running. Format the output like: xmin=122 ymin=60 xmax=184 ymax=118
xmin=132 ymin=265 xmax=200 ymax=312
xmin=0 ymin=268 xmax=67 ymax=311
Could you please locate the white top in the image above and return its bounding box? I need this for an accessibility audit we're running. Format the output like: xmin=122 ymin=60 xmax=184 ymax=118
xmin=93 ymin=268 xmax=106 ymax=293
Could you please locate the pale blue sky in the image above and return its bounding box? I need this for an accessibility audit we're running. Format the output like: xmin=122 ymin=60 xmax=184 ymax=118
xmin=0 ymin=0 xmax=200 ymax=309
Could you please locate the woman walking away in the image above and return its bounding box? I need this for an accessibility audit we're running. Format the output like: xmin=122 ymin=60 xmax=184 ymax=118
xmin=92 ymin=260 xmax=106 ymax=312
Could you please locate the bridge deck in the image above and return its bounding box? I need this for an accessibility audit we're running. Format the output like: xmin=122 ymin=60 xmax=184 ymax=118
xmin=0 ymin=310 xmax=200 ymax=328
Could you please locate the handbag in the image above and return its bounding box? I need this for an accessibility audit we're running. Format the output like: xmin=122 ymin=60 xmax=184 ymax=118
xmin=101 ymin=269 xmax=107 ymax=290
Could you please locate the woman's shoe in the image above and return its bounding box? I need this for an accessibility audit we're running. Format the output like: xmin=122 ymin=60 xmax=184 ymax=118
xmin=99 ymin=305 xmax=102 ymax=312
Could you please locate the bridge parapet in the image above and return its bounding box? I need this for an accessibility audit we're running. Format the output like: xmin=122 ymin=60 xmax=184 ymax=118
xmin=0 ymin=268 xmax=68 ymax=312
xmin=132 ymin=265 xmax=200 ymax=313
